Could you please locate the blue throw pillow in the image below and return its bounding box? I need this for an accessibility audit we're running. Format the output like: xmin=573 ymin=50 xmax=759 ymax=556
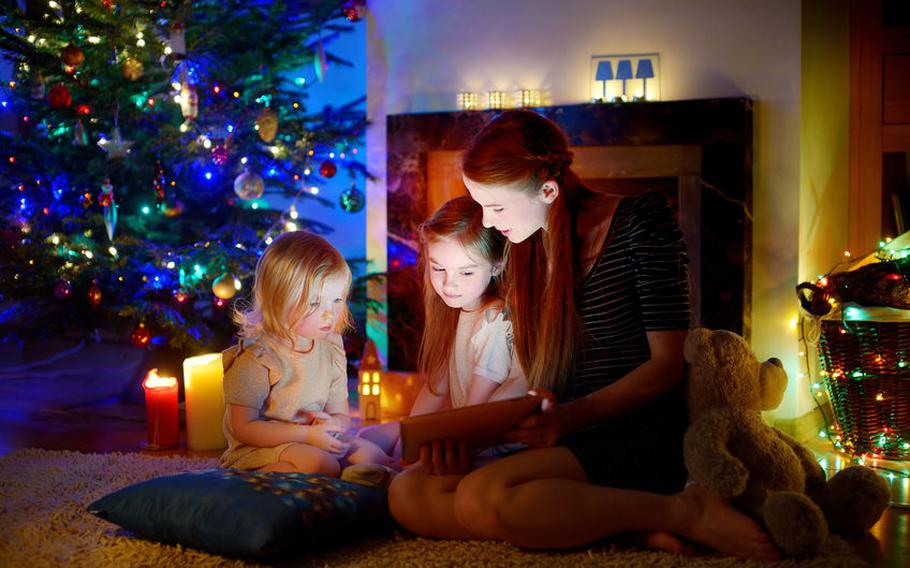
xmin=88 ymin=468 xmax=391 ymax=558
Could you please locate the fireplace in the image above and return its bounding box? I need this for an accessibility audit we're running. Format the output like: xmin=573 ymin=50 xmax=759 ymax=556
xmin=387 ymin=99 xmax=753 ymax=371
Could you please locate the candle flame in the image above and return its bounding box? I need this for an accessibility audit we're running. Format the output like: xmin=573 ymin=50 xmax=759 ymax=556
xmin=143 ymin=368 xmax=178 ymax=389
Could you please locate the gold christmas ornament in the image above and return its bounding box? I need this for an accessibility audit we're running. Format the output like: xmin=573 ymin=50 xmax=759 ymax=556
xmin=212 ymin=272 xmax=241 ymax=300
xmin=61 ymin=44 xmax=85 ymax=67
xmin=123 ymin=58 xmax=143 ymax=81
xmin=179 ymin=82 xmax=198 ymax=120
xmin=255 ymin=108 xmax=278 ymax=142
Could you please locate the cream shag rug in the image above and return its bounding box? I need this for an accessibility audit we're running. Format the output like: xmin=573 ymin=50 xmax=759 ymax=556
xmin=0 ymin=448 xmax=869 ymax=568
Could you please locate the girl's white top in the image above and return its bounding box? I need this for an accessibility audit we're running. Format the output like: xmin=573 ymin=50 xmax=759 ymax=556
xmin=448 ymin=305 xmax=528 ymax=408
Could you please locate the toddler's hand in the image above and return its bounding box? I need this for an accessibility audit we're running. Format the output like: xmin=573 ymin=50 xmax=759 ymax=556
xmin=294 ymin=409 xmax=332 ymax=425
xmin=306 ymin=422 xmax=350 ymax=457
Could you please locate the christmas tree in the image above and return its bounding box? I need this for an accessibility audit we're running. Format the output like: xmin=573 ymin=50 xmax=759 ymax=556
xmin=0 ymin=0 xmax=371 ymax=353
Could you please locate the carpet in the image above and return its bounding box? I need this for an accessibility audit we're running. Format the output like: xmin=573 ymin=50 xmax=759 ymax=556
xmin=0 ymin=448 xmax=870 ymax=568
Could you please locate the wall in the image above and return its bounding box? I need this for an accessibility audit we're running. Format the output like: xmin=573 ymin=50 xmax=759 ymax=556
xmin=792 ymin=0 xmax=851 ymax=420
xmin=367 ymin=0 xmax=806 ymax=416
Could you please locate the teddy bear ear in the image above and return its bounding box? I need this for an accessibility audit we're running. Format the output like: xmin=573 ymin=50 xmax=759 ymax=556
xmin=683 ymin=328 xmax=713 ymax=362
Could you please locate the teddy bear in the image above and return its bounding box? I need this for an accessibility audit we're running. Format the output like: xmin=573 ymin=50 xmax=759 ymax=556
xmin=682 ymin=327 xmax=890 ymax=558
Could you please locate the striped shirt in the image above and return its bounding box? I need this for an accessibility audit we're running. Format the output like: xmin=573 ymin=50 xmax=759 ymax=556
xmin=567 ymin=191 xmax=690 ymax=400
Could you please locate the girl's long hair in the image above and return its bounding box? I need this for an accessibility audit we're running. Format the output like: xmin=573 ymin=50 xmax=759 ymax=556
xmin=417 ymin=196 xmax=505 ymax=394
xmin=462 ymin=109 xmax=592 ymax=395
xmin=234 ymin=231 xmax=353 ymax=345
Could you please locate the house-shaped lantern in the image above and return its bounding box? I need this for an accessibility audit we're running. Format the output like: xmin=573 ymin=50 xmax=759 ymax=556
xmin=358 ymin=339 xmax=382 ymax=422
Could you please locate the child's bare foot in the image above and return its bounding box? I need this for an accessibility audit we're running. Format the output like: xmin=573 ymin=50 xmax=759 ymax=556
xmin=676 ymin=484 xmax=780 ymax=561
xmin=640 ymin=531 xmax=695 ymax=555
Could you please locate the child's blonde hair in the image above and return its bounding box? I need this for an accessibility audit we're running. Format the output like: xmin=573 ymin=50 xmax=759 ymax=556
xmin=417 ymin=196 xmax=506 ymax=394
xmin=234 ymin=231 xmax=353 ymax=344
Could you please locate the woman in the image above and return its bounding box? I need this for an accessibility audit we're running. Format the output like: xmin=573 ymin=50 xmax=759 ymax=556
xmin=388 ymin=110 xmax=778 ymax=561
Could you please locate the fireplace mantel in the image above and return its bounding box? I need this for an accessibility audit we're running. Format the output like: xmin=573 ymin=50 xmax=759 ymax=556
xmin=386 ymin=99 xmax=753 ymax=371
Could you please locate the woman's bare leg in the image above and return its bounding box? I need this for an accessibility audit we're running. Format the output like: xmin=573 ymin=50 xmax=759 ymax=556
xmin=452 ymin=447 xmax=779 ymax=561
xmin=388 ymin=464 xmax=476 ymax=540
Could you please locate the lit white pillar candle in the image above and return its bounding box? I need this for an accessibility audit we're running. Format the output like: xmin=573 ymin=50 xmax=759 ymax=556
xmin=182 ymin=353 xmax=227 ymax=451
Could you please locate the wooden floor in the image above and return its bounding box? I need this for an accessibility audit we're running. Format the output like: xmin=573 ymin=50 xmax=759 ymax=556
xmin=0 ymin=341 xmax=907 ymax=567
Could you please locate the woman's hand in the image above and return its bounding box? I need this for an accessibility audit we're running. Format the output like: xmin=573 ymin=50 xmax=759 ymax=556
xmin=504 ymin=388 xmax=569 ymax=447
xmin=419 ymin=439 xmax=471 ymax=476
xmin=305 ymin=422 xmax=350 ymax=457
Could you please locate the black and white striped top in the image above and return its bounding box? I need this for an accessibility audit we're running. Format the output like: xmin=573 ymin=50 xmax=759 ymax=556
xmin=566 ymin=191 xmax=690 ymax=401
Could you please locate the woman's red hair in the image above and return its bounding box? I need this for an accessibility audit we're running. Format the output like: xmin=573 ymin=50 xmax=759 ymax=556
xmin=462 ymin=110 xmax=592 ymax=395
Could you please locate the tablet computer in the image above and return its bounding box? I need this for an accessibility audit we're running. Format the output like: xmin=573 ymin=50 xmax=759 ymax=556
xmin=399 ymin=395 xmax=540 ymax=464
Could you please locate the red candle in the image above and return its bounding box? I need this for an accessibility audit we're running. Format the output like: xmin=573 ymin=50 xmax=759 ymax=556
xmin=142 ymin=368 xmax=179 ymax=449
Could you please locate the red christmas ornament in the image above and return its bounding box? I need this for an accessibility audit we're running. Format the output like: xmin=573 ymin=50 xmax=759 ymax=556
xmin=76 ymin=104 xmax=91 ymax=116
xmin=61 ymin=44 xmax=85 ymax=68
xmin=319 ymin=159 xmax=337 ymax=178
xmin=87 ymin=280 xmax=102 ymax=307
xmin=131 ymin=323 xmax=151 ymax=347
xmin=54 ymin=279 xmax=72 ymax=299
xmin=47 ymin=85 xmax=72 ymax=109
xmin=211 ymin=144 xmax=229 ymax=166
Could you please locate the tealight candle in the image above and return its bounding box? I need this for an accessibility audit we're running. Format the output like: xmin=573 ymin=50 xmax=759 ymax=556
xmin=142 ymin=368 xmax=179 ymax=449
xmin=182 ymin=353 xmax=227 ymax=451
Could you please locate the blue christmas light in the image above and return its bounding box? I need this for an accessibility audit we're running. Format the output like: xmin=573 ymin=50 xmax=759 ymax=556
xmin=141 ymin=206 xmax=151 ymax=214
xmin=204 ymin=171 xmax=212 ymax=180
xmin=226 ymin=124 xmax=234 ymax=133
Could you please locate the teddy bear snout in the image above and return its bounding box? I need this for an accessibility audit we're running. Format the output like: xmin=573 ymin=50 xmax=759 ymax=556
xmin=768 ymin=357 xmax=783 ymax=368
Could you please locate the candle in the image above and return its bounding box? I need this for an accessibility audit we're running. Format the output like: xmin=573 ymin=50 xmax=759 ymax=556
xmin=182 ymin=353 xmax=227 ymax=451
xmin=142 ymin=368 xmax=179 ymax=449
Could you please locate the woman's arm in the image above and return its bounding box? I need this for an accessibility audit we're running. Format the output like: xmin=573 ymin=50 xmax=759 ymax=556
xmin=229 ymin=403 xmax=348 ymax=454
xmin=563 ymin=329 xmax=686 ymax=431
xmin=465 ymin=374 xmax=500 ymax=405
xmin=507 ymin=329 xmax=686 ymax=447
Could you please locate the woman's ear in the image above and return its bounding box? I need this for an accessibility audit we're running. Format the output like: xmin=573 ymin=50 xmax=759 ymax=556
xmin=539 ymin=180 xmax=560 ymax=204
xmin=492 ymin=260 xmax=504 ymax=277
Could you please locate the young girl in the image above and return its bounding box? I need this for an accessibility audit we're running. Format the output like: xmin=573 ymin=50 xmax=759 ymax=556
xmin=359 ymin=196 xmax=528 ymax=468
xmin=220 ymin=230 xmax=390 ymax=475
xmin=389 ymin=110 xmax=780 ymax=561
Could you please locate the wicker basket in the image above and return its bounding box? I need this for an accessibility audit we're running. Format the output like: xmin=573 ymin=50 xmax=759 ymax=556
xmin=818 ymin=306 xmax=910 ymax=460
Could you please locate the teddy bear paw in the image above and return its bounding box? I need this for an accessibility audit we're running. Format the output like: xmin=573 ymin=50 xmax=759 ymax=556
xmin=763 ymin=491 xmax=828 ymax=558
